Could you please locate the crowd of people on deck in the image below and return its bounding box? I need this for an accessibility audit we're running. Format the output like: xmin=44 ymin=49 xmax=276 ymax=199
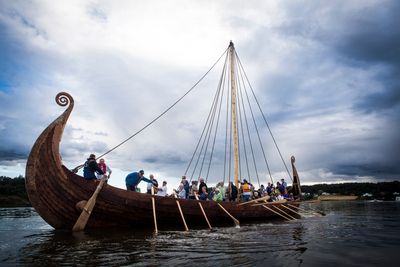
xmin=82 ymin=154 xmax=296 ymax=203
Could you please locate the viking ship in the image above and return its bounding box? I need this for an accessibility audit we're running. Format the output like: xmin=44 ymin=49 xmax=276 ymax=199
xmin=25 ymin=42 xmax=303 ymax=230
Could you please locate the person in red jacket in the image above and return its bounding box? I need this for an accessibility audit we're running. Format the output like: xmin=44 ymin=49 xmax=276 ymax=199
xmin=97 ymin=158 xmax=112 ymax=179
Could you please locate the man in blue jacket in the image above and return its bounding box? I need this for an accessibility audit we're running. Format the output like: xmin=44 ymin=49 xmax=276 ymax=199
xmin=125 ymin=170 xmax=154 ymax=191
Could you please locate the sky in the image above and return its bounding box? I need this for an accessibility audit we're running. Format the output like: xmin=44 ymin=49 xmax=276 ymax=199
xmin=0 ymin=0 xmax=399 ymax=192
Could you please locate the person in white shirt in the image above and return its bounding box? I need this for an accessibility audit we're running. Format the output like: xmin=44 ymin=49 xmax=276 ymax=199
xmin=175 ymin=183 xmax=186 ymax=199
xmin=147 ymin=174 xmax=158 ymax=194
xmin=157 ymin=181 xmax=168 ymax=197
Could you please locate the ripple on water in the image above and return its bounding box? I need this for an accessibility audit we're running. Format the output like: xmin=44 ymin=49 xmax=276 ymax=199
xmin=1 ymin=202 xmax=400 ymax=266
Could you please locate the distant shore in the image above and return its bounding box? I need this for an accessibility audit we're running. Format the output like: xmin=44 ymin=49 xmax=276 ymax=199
xmin=1 ymin=176 xmax=399 ymax=207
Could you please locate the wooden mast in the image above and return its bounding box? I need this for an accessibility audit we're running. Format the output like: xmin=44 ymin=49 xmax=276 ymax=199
xmin=229 ymin=41 xmax=240 ymax=189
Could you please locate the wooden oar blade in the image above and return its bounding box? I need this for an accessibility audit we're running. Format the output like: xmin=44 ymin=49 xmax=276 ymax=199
xmin=72 ymin=208 xmax=91 ymax=231
xmin=72 ymin=176 xmax=108 ymax=231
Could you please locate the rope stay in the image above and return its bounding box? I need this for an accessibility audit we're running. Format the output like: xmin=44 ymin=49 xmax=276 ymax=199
xmin=72 ymin=42 xmax=293 ymax=187
xmin=236 ymin=51 xmax=293 ymax=182
xmin=73 ymin=47 xmax=229 ymax=172
xmin=184 ymin=53 xmax=228 ymax=177
xmin=236 ymin=58 xmax=274 ymax=185
xmin=198 ymin=59 xmax=226 ymax=182
xmin=236 ymin=61 xmax=261 ymax=187
xmin=185 ymin=44 xmax=293 ymax=187
xmin=186 ymin=51 xmax=229 ymax=182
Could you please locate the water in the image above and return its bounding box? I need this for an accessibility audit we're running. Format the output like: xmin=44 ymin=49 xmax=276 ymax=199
xmin=0 ymin=201 xmax=399 ymax=266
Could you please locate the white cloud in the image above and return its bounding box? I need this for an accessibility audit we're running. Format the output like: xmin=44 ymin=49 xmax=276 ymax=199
xmin=1 ymin=0 xmax=399 ymax=188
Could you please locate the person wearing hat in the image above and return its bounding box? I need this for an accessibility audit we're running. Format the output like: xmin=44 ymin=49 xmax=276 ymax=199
xmin=125 ymin=170 xmax=153 ymax=192
xmin=83 ymin=154 xmax=104 ymax=180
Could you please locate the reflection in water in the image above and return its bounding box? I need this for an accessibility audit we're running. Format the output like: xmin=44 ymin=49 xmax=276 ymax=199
xmin=14 ymin=222 xmax=310 ymax=266
xmin=1 ymin=202 xmax=400 ymax=266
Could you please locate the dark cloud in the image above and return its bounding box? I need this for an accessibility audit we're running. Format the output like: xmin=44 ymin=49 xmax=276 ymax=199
xmin=353 ymin=73 xmax=400 ymax=113
xmin=142 ymin=153 xmax=187 ymax=165
xmin=0 ymin=149 xmax=27 ymax=161
xmin=332 ymin=3 xmax=400 ymax=65
xmin=1 ymin=0 xmax=399 ymax=184
xmin=333 ymin=162 xmax=400 ymax=180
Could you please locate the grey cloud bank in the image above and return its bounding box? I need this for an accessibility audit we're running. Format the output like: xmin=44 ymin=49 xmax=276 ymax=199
xmin=0 ymin=0 xmax=399 ymax=185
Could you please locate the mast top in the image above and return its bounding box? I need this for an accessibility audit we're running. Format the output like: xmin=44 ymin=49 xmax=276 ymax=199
xmin=229 ymin=40 xmax=234 ymax=48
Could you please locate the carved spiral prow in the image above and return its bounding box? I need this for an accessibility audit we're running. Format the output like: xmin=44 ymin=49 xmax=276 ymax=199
xmin=55 ymin=92 xmax=74 ymax=107
xmin=291 ymin=156 xmax=296 ymax=164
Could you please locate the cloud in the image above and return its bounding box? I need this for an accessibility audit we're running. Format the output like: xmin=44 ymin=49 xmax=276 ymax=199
xmin=0 ymin=0 xmax=399 ymax=186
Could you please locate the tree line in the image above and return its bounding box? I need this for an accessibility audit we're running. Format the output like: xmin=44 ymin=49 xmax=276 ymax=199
xmin=301 ymin=181 xmax=400 ymax=200
xmin=0 ymin=176 xmax=30 ymax=206
xmin=1 ymin=176 xmax=399 ymax=206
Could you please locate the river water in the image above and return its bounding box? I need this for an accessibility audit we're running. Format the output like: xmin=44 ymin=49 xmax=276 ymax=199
xmin=0 ymin=201 xmax=399 ymax=266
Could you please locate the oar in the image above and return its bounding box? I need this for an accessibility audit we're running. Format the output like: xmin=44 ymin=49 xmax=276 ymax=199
xmin=195 ymin=193 xmax=212 ymax=230
xmin=151 ymin=186 xmax=158 ymax=234
xmin=72 ymin=175 xmax=108 ymax=231
xmin=217 ymin=203 xmax=240 ymax=227
xmin=287 ymin=203 xmax=324 ymax=216
xmin=237 ymin=195 xmax=271 ymax=206
xmin=272 ymin=205 xmax=297 ymax=220
xmin=173 ymin=193 xmax=189 ymax=231
xmin=262 ymin=205 xmax=292 ymax=221
xmin=302 ymin=204 xmax=326 ymax=216
xmin=281 ymin=204 xmax=305 ymax=218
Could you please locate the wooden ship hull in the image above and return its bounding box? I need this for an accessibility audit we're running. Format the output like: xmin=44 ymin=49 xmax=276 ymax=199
xmin=25 ymin=92 xmax=301 ymax=230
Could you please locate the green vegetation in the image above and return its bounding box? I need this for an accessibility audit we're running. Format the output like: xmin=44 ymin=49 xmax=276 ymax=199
xmin=0 ymin=176 xmax=30 ymax=207
xmin=301 ymin=181 xmax=400 ymax=200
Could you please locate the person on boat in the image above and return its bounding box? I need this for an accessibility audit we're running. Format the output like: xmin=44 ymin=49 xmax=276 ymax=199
xmin=147 ymin=174 xmax=158 ymax=194
xmin=258 ymin=184 xmax=265 ymax=197
xmin=83 ymin=154 xmax=104 ymax=180
xmin=189 ymin=180 xmax=198 ymax=199
xmin=198 ymin=177 xmax=208 ymax=195
xmin=266 ymin=182 xmax=273 ymax=196
xmin=241 ymin=179 xmax=251 ymax=202
xmin=228 ymin=182 xmax=238 ymax=202
xmin=125 ymin=170 xmax=153 ymax=192
xmin=212 ymin=187 xmax=224 ymax=202
xmin=282 ymin=189 xmax=290 ymax=200
xmin=275 ymin=192 xmax=284 ymax=201
xmin=277 ymin=181 xmax=285 ymax=194
xmin=281 ymin=178 xmax=287 ymax=189
xmin=199 ymin=185 xmax=208 ymax=201
xmin=96 ymin=158 xmax=112 ymax=179
xmin=215 ymin=181 xmax=225 ymax=201
xmin=181 ymin=176 xmax=190 ymax=199
xmin=175 ymin=183 xmax=186 ymax=199
xmin=157 ymin=181 xmax=168 ymax=197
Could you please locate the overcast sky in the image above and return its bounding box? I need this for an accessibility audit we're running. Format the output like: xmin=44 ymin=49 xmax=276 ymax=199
xmin=0 ymin=0 xmax=399 ymax=191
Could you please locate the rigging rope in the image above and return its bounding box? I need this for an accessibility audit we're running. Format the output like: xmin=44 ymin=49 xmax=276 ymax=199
xmin=236 ymin=72 xmax=251 ymax=183
xmin=236 ymin=59 xmax=274 ymax=185
xmin=184 ymin=53 xmax=229 ymax=179
xmin=72 ymin=47 xmax=229 ymax=172
xmin=236 ymin=63 xmax=261 ymax=187
xmin=198 ymin=61 xmax=225 ymax=182
xmin=236 ymin=51 xmax=293 ymax=182
xmin=205 ymin=63 xmax=227 ymax=181
xmin=223 ymin=65 xmax=231 ymax=185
